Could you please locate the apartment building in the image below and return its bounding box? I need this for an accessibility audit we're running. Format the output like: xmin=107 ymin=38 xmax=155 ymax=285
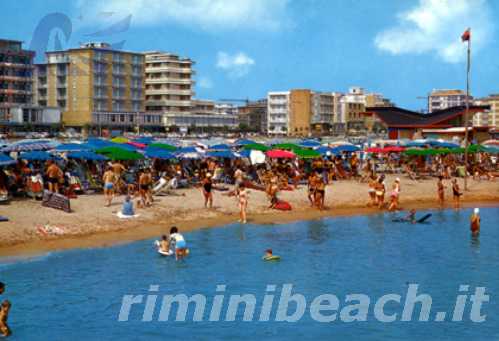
xmin=267 ymin=91 xmax=290 ymax=135
xmin=215 ymin=103 xmax=238 ymax=116
xmin=163 ymin=99 xmax=238 ymax=130
xmin=0 ymin=39 xmax=35 ymax=121
xmin=474 ymin=94 xmax=498 ymax=127
xmin=144 ymin=51 xmax=194 ymax=124
xmin=238 ymin=99 xmax=267 ymax=133
xmin=428 ymin=89 xmax=472 ymax=113
xmin=34 ymin=42 xmax=152 ymax=130
xmin=310 ymin=92 xmax=342 ymax=134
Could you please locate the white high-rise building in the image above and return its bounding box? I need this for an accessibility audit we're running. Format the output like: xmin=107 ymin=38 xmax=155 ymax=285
xmin=144 ymin=51 xmax=195 ymax=124
xmin=267 ymin=91 xmax=290 ymax=135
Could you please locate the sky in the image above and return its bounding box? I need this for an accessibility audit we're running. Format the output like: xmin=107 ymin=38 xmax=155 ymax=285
xmin=2 ymin=0 xmax=498 ymax=111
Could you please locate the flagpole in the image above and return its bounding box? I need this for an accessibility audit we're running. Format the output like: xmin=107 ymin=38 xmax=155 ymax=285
xmin=463 ymin=29 xmax=471 ymax=191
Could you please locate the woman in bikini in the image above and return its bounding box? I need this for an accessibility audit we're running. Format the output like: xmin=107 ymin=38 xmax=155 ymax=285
xmin=237 ymin=184 xmax=249 ymax=223
xmin=437 ymin=176 xmax=445 ymax=206
xmin=452 ymin=178 xmax=462 ymax=208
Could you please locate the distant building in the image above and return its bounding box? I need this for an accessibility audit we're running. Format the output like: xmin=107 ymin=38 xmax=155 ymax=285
xmin=474 ymin=94 xmax=499 ymax=128
xmin=310 ymin=92 xmax=339 ymax=135
xmin=365 ymin=105 xmax=489 ymax=141
xmin=237 ymin=99 xmax=267 ymax=133
xmin=0 ymin=39 xmax=35 ymax=123
xmin=215 ymin=103 xmax=238 ymax=116
xmin=144 ymin=51 xmax=194 ymax=126
xmin=163 ymin=99 xmax=237 ymax=131
xmin=267 ymin=89 xmax=313 ymax=136
xmin=428 ymin=89 xmax=472 ymax=113
xmin=267 ymin=91 xmax=290 ymax=135
xmin=34 ymin=42 xmax=151 ymax=130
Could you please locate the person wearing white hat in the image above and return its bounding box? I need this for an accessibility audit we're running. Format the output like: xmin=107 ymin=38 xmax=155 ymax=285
xmin=470 ymin=208 xmax=480 ymax=236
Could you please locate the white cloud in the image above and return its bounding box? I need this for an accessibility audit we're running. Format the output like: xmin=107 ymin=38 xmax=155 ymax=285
xmin=78 ymin=0 xmax=289 ymax=31
xmin=374 ymin=0 xmax=493 ymax=63
xmin=216 ymin=51 xmax=255 ymax=78
xmin=198 ymin=77 xmax=213 ymax=89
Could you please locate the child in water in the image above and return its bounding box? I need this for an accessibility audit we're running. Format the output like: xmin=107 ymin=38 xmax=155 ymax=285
xmin=262 ymin=249 xmax=280 ymax=261
xmin=169 ymin=226 xmax=189 ymax=260
xmin=470 ymin=208 xmax=480 ymax=236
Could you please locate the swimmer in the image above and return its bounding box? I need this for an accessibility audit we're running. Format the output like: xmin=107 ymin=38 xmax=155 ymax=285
xmin=404 ymin=209 xmax=416 ymax=224
xmin=262 ymin=249 xmax=280 ymax=261
xmin=158 ymin=235 xmax=170 ymax=253
xmin=0 ymin=300 xmax=11 ymax=337
xmin=0 ymin=282 xmax=4 ymax=295
xmin=470 ymin=208 xmax=480 ymax=236
xmin=169 ymin=226 xmax=189 ymax=260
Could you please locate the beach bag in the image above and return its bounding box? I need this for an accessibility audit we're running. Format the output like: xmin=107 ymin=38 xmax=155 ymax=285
xmin=274 ymin=200 xmax=292 ymax=211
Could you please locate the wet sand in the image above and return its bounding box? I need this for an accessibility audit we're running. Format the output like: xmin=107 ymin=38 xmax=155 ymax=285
xmin=0 ymin=175 xmax=497 ymax=257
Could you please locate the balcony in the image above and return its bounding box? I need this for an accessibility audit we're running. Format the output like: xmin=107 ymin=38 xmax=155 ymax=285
xmin=56 ymin=82 xmax=66 ymax=88
xmin=37 ymin=83 xmax=48 ymax=89
xmin=146 ymin=66 xmax=193 ymax=74
xmin=93 ymin=93 xmax=107 ymax=99
xmin=112 ymin=83 xmax=126 ymax=88
xmin=112 ymin=69 xmax=126 ymax=76
xmin=145 ymin=77 xmax=192 ymax=85
xmin=57 ymin=93 xmax=67 ymax=99
xmin=146 ymin=88 xmax=192 ymax=96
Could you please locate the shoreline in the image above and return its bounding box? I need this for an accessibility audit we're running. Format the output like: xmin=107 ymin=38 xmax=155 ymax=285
xmin=0 ymin=196 xmax=497 ymax=259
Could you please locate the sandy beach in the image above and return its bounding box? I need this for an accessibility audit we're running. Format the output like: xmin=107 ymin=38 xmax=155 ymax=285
xmin=0 ymin=175 xmax=497 ymax=257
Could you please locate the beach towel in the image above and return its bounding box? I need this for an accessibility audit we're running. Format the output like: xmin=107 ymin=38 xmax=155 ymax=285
xmin=116 ymin=211 xmax=140 ymax=219
xmin=42 ymin=190 xmax=71 ymax=213
xmin=0 ymin=216 xmax=8 ymax=222
xmin=274 ymin=200 xmax=292 ymax=211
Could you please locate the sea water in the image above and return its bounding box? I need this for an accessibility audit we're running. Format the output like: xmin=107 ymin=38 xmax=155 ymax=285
xmin=0 ymin=207 xmax=498 ymax=340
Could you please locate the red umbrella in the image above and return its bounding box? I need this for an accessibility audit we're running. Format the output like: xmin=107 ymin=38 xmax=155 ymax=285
xmin=266 ymin=149 xmax=296 ymax=159
xmin=383 ymin=146 xmax=405 ymax=153
xmin=127 ymin=141 xmax=147 ymax=149
xmin=365 ymin=147 xmax=383 ymax=153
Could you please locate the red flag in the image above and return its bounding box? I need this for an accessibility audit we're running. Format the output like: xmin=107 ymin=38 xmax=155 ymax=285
xmin=461 ymin=28 xmax=471 ymax=42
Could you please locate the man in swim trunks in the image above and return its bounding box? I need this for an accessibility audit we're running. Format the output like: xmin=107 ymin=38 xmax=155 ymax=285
xmin=46 ymin=160 xmax=63 ymax=193
xmin=102 ymin=167 xmax=116 ymax=207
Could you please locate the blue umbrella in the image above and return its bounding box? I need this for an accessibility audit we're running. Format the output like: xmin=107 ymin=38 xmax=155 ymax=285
xmin=1 ymin=139 xmax=59 ymax=152
xmin=234 ymin=139 xmax=256 ymax=146
xmin=428 ymin=140 xmax=459 ymax=148
xmin=333 ymin=144 xmax=360 ymax=153
xmin=67 ymin=151 xmax=108 ymax=161
xmin=210 ymin=143 xmax=231 ymax=150
xmin=238 ymin=149 xmax=252 ymax=158
xmin=55 ymin=143 xmax=92 ymax=152
xmin=299 ymin=140 xmax=321 ymax=148
xmin=316 ymin=146 xmax=336 ymax=155
xmin=0 ymin=153 xmax=15 ymax=166
xmin=19 ymin=151 xmax=55 ymax=161
xmin=206 ymin=150 xmax=237 ymax=159
xmin=405 ymin=141 xmax=426 ymax=147
xmin=176 ymin=146 xmax=199 ymax=154
xmin=144 ymin=148 xmax=175 ymax=160
xmin=134 ymin=137 xmax=154 ymax=145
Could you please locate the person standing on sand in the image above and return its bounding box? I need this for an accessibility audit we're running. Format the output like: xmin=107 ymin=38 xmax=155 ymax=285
xmin=437 ymin=176 xmax=446 ymax=206
xmin=452 ymin=178 xmax=462 ymax=209
xmin=202 ymin=173 xmax=213 ymax=208
xmin=376 ymin=175 xmax=386 ymax=209
xmin=46 ymin=160 xmax=63 ymax=193
xmin=367 ymin=174 xmax=377 ymax=206
xmin=307 ymin=172 xmax=317 ymax=207
xmin=237 ymin=183 xmax=249 ymax=223
xmin=388 ymin=178 xmax=401 ymax=211
xmin=470 ymin=208 xmax=480 ymax=236
xmin=102 ymin=167 xmax=116 ymax=207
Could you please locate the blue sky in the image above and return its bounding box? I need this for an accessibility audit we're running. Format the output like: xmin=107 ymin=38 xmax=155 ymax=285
xmin=2 ymin=0 xmax=498 ymax=111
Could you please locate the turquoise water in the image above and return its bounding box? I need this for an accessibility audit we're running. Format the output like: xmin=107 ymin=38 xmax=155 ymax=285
xmin=1 ymin=207 xmax=498 ymax=340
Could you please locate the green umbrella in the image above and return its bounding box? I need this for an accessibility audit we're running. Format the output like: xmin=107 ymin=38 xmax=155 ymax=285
xmin=149 ymin=143 xmax=177 ymax=151
xmin=467 ymin=144 xmax=487 ymax=153
xmin=293 ymin=148 xmax=321 ymax=159
xmin=243 ymin=143 xmax=270 ymax=152
xmin=96 ymin=146 xmax=144 ymax=161
xmin=272 ymin=143 xmax=302 ymax=151
xmin=450 ymin=147 xmax=465 ymax=154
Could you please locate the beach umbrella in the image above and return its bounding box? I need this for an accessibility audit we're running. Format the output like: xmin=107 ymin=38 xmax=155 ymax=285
xmin=484 ymin=146 xmax=499 ymax=154
xmin=405 ymin=140 xmax=427 ymax=147
xmin=144 ymin=148 xmax=175 ymax=160
xmin=243 ymin=143 xmax=270 ymax=152
xmin=293 ymin=148 xmax=321 ymax=159
xmin=206 ymin=150 xmax=237 ymax=159
xmin=67 ymin=151 xmax=108 ymax=161
xmin=176 ymin=146 xmax=200 ymax=154
xmin=209 ymin=143 xmax=232 ymax=150
xmin=1 ymin=139 xmax=59 ymax=152
xmin=266 ymin=149 xmax=296 ymax=159
xmin=428 ymin=140 xmax=459 ymax=148
xmin=0 ymin=153 xmax=15 ymax=166
xmin=111 ymin=137 xmax=129 ymax=144
xmin=365 ymin=147 xmax=383 ymax=153
xmin=334 ymin=144 xmax=360 ymax=152
xmin=127 ymin=141 xmax=147 ymax=149
xmin=467 ymin=144 xmax=487 ymax=153
xmin=149 ymin=143 xmax=177 ymax=151
xmin=234 ymin=139 xmax=256 ymax=146
xmin=383 ymin=146 xmax=406 ymax=153
xmin=177 ymin=152 xmax=201 ymax=160
xmin=95 ymin=146 xmax=144 ymax=161
xmin=272 ymin=143 xmax=301 ymax=151
xmin=19 ymin=151 xmax=55 ymax=161
xmin=238 ymin=149 xmax=252 ymax=158
xmin=55 ymin=143 xmax=92 ymax=152
xmin=316 ymin=146 xmax=338 ymax=156
xmin=299 ymin=140 xmax=321 ymax=148
xmin=134 ymin=137 xmax=154 ymax=145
